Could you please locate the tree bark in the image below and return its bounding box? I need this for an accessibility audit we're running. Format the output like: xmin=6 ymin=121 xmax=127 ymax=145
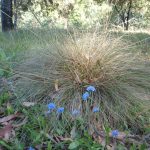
xmin=125 ymin=0 xmax=132 ymax=31
xmin=14 ymin=0 xmax=17 ymax=30
xmin=1 ymin=0 xmax=14 ymax=32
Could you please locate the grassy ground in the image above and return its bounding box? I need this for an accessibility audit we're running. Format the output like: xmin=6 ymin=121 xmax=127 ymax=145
xmin=0 ymin=28 xmax=150 ymax=150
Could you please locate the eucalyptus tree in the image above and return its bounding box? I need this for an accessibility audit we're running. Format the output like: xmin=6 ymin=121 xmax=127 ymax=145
xmin=94 ymin=0 xmax=150 ymax=30
xmin=1 ymin=0 xmax=14 ymax=32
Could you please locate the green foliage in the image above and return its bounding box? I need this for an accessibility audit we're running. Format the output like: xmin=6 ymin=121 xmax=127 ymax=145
xmin=1 ymin=103 xmax=148 ymax=149
xmin=68 ymin=132 xmax=102 ymax=150
xmin=3 ymin=0 xmax=147 ymax=29
xmin=94 ymin=0 xmax=150 ymax=29
xmin=68 ymin=0 xmax=112 ymax=28
xmin=0 ymin=92 xmax=10 ymax=106
xmin=0 ymin=49 xmax=11 ymax=77
xmin=0 ymin=140 xmax=13 ymax=150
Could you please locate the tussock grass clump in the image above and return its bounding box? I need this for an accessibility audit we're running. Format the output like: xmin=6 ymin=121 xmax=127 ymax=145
xmin=13 ymin=29 xmax=150 ymax=129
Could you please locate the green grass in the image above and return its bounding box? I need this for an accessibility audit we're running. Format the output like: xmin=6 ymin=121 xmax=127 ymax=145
xmin=0 ymin=102 xmax=149 ymax=149
xmin=0 ymin=102 xmax=104 ymax=149
xmin=0 ymin=28 xmax=150 ymax=149
xmin=112 ymin=31 xmax=150 ymax=54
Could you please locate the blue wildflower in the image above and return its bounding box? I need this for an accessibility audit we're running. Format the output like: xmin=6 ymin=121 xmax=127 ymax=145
xmin=92 ymin=106 xmax=100 ymax=113
xmin=47 ymin=103 xmax=56 ymax=110
xmin=86 ymin=85 xmax=96 ymax=92
xmin=57 ymin=107 xmax=64 ymax=114
xmin=82 ymin=92 xmax=90 ymax=101
xmin=72 ymin=109 xmax=80 ymax=116
xmin=28 ymin=147 xmax=35 ymax=150
xmin=111 ymin=130 xmax=119 ymax=138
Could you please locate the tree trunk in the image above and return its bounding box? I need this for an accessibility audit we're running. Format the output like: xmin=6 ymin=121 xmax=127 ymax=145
xmin=125 ymin=20 xmax=129 ymax=30
xmin=120 ymin=13 xmax=129 ymax=31
xmin=14 ymin=0 xmax=17 ymax=30
xmin=1 ymin=0 xmax=14 ymax=32
xmin=114 ymin=0 xmax=132 ymax=31
xmin=123 ymin=22 xmax=129 ymax=30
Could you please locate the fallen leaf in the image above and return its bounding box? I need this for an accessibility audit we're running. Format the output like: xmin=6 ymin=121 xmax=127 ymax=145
xmin=106 ymin=144 xmax=115 ymax=150
xmin=0 ymin=113 xmax=20 ymax=124
xmin=22 ymin=102 xmax=36 ymax=107
xmin=92 ymin=133 xmax=106 ymax=146
xmin=0 ymin=124 xmax=13 ymax=140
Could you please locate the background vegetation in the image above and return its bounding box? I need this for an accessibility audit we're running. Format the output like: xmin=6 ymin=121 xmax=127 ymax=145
xmin=0 ymin=0 xmax=150 ymax=150
xmin=1 ymin=0 xmax=150 ymax=30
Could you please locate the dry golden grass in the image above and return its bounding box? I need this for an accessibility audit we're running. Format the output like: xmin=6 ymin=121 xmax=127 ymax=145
xmin=13 ymin=29 xmax=150 ymax=129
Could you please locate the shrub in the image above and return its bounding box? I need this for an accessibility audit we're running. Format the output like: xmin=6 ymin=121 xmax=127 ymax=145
xmin=13 ymin=29 xmax=150 ymax=130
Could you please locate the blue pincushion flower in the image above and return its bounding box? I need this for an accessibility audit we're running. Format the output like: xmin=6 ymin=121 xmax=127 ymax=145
xmin=111 ymin=130 xmax=119 ymax=138
xmin=92 ymin=106 xmax=100 ymax=113
xmin=57 ymin=107 xmax=64 ymax=114
xmin=48 ymin=103 xmax=56 ymax=110
xmin=28 ymin=147 xmax=35 ymax=150
xmin=86 ymin=85 xmax=96 ymax=92
xmin=72 ymin=109 xmax=80 ymax=116
xmin=82 ymin=92 xmax=90 ymax=101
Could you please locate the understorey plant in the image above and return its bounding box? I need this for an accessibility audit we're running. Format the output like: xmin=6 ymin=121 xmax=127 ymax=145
xmin=13 ymin=29 xmax=150 ymax=131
